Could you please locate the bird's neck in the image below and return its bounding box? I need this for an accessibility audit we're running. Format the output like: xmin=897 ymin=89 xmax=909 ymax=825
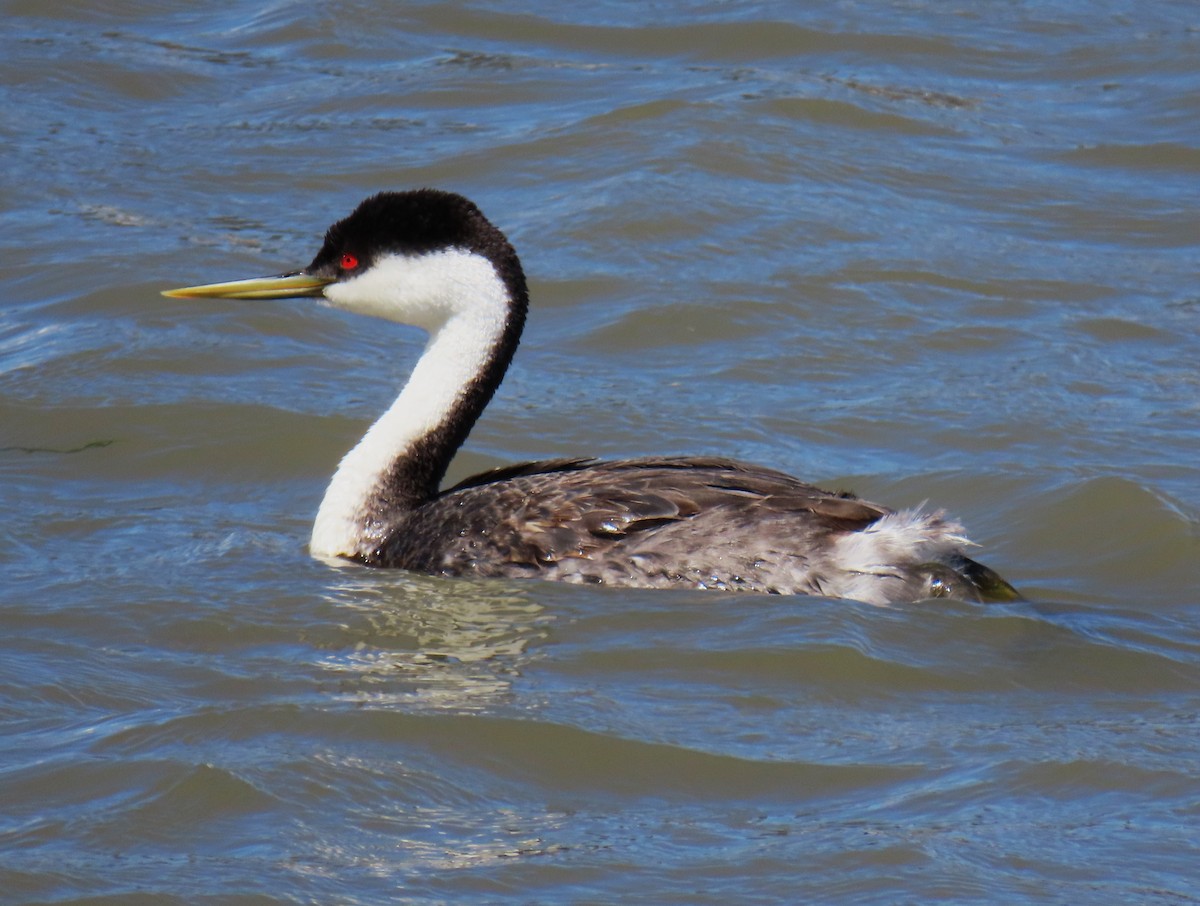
xmin=310 ymin=261 xmax=524 ymax=561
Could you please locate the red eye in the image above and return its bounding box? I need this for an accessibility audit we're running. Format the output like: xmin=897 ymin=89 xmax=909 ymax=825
xmin=340 ymin=253 xmax=359 ymax=270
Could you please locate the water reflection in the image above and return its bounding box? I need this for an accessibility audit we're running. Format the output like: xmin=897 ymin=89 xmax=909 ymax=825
xmin=315 ymin=572 xmax=553 ymax=711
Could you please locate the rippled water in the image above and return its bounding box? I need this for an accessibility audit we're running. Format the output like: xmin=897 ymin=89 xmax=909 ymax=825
xmin=3 ymin=2 xmax=1199 ymax=903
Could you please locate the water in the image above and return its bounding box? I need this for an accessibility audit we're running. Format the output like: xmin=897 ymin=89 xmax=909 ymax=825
xmin=2 ymin=1 xmax=1199 ymax=902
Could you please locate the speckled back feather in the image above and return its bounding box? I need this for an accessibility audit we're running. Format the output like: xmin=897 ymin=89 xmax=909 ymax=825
xmin=363 ymin=456 xmax=1017 ymax=604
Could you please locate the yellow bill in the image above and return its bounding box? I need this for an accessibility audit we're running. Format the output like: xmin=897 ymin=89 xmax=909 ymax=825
xmin=161 ymin=272 xmax=332 ymax=300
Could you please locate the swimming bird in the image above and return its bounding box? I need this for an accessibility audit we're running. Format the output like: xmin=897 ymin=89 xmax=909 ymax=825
xmin=163 ymin=189 xmax=1018 ymax=604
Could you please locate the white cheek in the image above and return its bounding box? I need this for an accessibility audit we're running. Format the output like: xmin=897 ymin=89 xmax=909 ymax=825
xmin=321 ymin=249 xmax=502 ymax=330
xmin=322 ymin=264 xmax=437 ymax=326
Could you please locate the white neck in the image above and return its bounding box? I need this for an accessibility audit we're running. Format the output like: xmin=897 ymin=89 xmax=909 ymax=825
xmin=309 ymin=250 xmax=511 ymax=560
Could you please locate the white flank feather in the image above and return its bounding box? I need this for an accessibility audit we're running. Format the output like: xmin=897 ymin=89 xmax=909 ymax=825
xmin=829 ymin=508 xmax=976 ymax=605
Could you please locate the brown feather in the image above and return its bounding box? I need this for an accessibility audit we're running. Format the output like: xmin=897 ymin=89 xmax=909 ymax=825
xmin=358 ymin=456 xmax=1016 ymax=604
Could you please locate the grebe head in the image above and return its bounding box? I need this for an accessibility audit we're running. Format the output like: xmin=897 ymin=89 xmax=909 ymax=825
xmin=162 ymin=189 xmax=527 ymax=330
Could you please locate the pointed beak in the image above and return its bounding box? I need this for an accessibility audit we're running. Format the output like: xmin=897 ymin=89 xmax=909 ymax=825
xmin=161 ymin=271 xmax=333 ymax=300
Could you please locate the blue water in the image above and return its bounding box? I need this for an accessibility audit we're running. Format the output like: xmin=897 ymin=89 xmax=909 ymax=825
xmin=2 ymin=2 xmax=1199 ymax=903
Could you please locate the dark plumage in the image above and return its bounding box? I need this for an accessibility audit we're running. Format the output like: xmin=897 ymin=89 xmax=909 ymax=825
xmin=364 ymin=456 xmax=1015 ymax=602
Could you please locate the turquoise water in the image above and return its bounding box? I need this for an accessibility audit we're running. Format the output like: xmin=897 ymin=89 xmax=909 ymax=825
xmin=2 ymin=2 xmax=1199 ymax=902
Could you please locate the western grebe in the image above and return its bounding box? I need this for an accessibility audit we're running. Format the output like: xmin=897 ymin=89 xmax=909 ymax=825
xmin=164 ymin=189 xmax=1017 ymax=604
